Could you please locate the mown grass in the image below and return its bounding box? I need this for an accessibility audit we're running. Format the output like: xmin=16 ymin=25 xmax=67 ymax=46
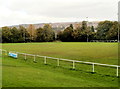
xmin=2 ymin=42 xmax=119 ymax=87
xmin=2 ymin=42 xmax=118 ymax=65
xmin=2 ymin=55 xmax=119 ymax=87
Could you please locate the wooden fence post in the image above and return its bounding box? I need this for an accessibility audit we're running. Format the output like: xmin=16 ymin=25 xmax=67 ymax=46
xmin=34 ymin=55 xmax=36 ymax=62
xmin=25 ymin=54 xmax=26 ymax=60
xmin=117 ymin=66 xmax=119 ymax=77
xmin=44 ymin=56 xmax=47 ymax=64
xmin=92 ymin=63 xmax=95 ymax=72
xmin=73 ymin=61 xmax=75 ymax=69
xmin=57 ymin=58 xmax=60 ymax=66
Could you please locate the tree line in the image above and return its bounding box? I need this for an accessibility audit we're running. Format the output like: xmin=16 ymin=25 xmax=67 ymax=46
xmin=58 ymin=21 xmax=120 ymax=42
xmin=1 ymin=20 xmax=120 ymax=43
xmin=1 ymin=24 xmax=55 ymax=43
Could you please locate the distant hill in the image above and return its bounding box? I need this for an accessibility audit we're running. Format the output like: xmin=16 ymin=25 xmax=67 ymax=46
xmin=5 ymin=21 xmax=99 ymax=32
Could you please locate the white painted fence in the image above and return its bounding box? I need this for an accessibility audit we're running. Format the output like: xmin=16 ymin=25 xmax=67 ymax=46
xmin=0 ymin=49 xmax=120 ymax=77
xmin=90 ymin=40 xmax=118 ymax=42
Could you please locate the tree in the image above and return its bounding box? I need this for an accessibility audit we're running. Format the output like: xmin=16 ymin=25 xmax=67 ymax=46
xmin=81 ymin=21 xmax=87 ymax=31
xmin=2 ymin=26 xmax=12 ymax=43
xmin=36 ymin=27 xmax=44 ymax=42
xmin=10 ymin=27 xmax=20 ymax=43
xmin=58 ymin=24 xmax=74 ymax=42
xmin=106 ymin=21 xmax=119 ymax=40
xmin=43 ymin=24 xmax=55 ymax=42
xmin=27 ymin=24 xmax=36 ymax=41
xmin=36 ymin=24 xmax=55 ymax=42
xmin=91 ymin=26 xmax=95 ymax=32
xmin=72 ymin=29 xmax=81 ymax=42
xmin=96 ymin=21 xmax=113 ymax=40
xmin=72 ymin=21 xmax=96 ymax=42
xmin=18 ymin=26 xmax=30 ymax=42
xmin=70 ymin=24 xmax=74 ymax=29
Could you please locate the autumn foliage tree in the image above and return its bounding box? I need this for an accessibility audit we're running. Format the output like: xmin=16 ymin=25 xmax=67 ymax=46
xmin=27 ymin=24 xmax=36 ymax=41
xmin=1 ymin=21 xmax=119 ymax=43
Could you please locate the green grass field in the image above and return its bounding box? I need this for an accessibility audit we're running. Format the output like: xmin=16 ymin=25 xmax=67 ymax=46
xmin=2 ymin=42 xmax=119 ymax=87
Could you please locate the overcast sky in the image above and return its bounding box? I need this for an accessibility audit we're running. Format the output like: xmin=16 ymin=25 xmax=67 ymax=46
xmin=0 ymin=0 xmax=119 ymax=27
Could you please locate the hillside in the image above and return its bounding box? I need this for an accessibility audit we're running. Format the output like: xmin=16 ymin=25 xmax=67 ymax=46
xmin=6 ymin=21 xmax=99 ymax=32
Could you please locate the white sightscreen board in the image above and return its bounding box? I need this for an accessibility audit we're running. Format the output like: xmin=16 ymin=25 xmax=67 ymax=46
xmin=118 ymin=1 xmax=120 ymax=22
xmin=0 ymin=57 xmax=1 ymax=88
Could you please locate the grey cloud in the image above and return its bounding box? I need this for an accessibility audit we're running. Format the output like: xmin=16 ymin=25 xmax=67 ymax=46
xmin=0 ymin=0 xmax=119 ymax=27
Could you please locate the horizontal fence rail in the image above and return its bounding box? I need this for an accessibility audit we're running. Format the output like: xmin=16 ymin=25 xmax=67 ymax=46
xmin=90 ymin=40 xmax=118 ymax=42
xmin=0 ymin=49 xmax=120 ymax=77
